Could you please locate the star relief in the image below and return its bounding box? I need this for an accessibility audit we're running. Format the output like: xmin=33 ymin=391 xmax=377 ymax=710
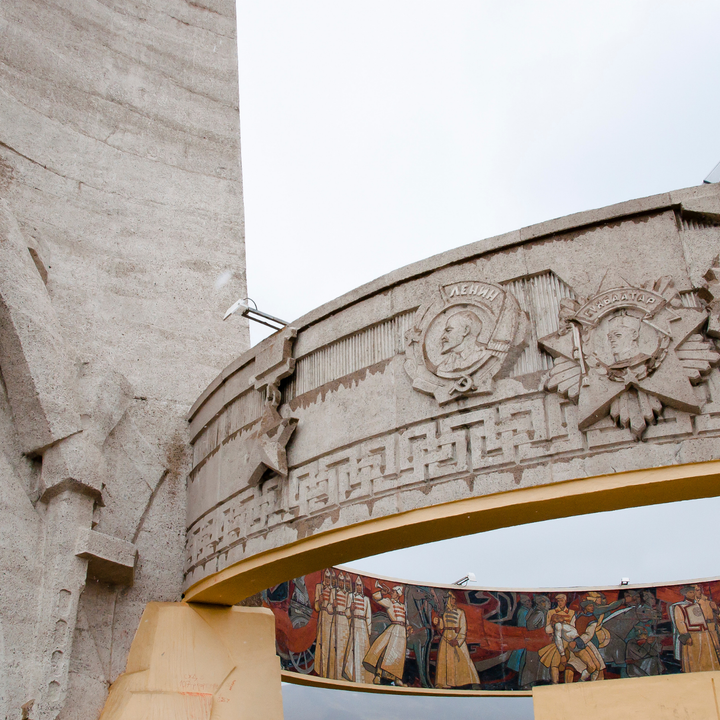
xmin=539 ymin=274 xmax=720 ymax=440
xmin=244 ymin=386 xmax=298 ymax=488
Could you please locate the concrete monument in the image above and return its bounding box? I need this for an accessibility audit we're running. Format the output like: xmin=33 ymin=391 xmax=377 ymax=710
xmin=3 ymin=3 xmax=720 ymax=720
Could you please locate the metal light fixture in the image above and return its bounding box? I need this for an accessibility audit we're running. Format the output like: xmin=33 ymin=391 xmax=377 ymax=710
xmin=453 ymin=572 xmax=477 ymax=586
xmin=223 ymin=297 xmax=288 ymax=331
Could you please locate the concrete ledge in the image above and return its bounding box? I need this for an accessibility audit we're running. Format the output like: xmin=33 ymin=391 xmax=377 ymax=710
xmin=76 ymin=529 xmax=137 ymax=586
xmin=533 ymin=670 xmax=720 ymax=720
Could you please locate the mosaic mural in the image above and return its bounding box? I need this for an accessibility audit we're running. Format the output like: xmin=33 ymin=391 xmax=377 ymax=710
xmin=260 ymin=569 xmax=720 ymax=691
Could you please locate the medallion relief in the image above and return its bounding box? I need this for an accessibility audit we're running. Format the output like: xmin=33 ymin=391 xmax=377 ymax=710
xmin=404 ymin=280 xmax=528 ymax=404
xmin=540 ymin=275 xmax=720 ymax=439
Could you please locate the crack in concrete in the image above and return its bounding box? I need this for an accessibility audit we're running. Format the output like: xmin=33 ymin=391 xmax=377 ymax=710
xmin=132 ymin=469 xmax=169 ymax=545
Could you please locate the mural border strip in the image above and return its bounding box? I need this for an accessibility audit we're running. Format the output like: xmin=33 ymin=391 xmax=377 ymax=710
xmin=279 ymin=670 xmax=533 ymax=697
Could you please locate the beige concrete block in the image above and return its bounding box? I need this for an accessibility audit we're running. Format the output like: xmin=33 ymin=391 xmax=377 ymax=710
xmin=533 ymin=670 xmax=720 ymax=720
xmin=101 ymin=603 xmax=283 ymax=720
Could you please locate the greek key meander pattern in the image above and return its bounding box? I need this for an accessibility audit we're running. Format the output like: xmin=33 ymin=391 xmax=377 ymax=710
xmin=185 ymin=369 xmax=720 ymax=581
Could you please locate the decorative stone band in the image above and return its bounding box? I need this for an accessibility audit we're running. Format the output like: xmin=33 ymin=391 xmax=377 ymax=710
xmin=283 ymin=311 xmax=416 ymax=402
xmin=185 ymin=375 xmax=720 ymax=585
xmin=262 ymin=567 xmax=720 ymax=693
xmin=187 ymin=279 xmax=704 ymax=475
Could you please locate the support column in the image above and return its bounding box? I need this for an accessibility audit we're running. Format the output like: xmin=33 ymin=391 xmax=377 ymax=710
xmin=100 ymin=603 xmax=284 ymax=720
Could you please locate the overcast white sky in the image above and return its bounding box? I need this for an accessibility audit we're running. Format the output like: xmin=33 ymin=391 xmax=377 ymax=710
xmin=234 ymin=2 xmax=720 ymax=716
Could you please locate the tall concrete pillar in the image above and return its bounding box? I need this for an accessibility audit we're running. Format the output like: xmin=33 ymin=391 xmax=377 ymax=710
xmin=0 ymin=2 xmax=250 ymax=717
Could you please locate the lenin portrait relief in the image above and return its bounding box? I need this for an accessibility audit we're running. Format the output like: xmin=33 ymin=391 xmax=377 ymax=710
xmin=437 ymin=310 xmax=487 ymax=376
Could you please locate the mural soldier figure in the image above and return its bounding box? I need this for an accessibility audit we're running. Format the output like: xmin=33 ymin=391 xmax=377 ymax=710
xmin=597 ymin=590 xmax=641 ymax=676
xmin=330 ymin=572 xmax=352 ymax=679
xmin=571 ymin=601 xmax=607 ymax=681
xmin=583 ymin=590 xmax=626 ymax=621
xmin=433 ymin=593 xmax=479 ymax=688
xmin=625 ymin=624 xmax=664 ymax=677
xmin=576 ymin=597 xmax=612 ymax=658
xmin=342 ymin=576 xmax=373 ymax=684
xmin=540 ymin=613 xmax=604 ymax=683
xmin=539 ymin=594 xmax=577 ymax=684
xmin=405 ymin=585 xmax=440 ymax=688
xmin=520 ymin=595 xmax=552 ymax=688
xmin=507 ymin=594 xmax=532 ymax=676
xmin=694 ymin=584 xmax=720 ymax=656
xmin=363 ymin=583 xmax=408 ymax=685
xmin=672 ymin=585 xmax=720 ymax=673
xmin=544 ymin=594 xmax=575 ymax=630
xmin=313 ymin=568 xmax=336 ymax=678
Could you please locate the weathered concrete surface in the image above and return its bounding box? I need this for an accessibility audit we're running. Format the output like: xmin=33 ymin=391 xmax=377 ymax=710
xmin=98 ymin=603 xmax=283 ymax=720
xmin=533 ymin=670 xmax=720 ymax=720
xmin=0 ymin=1 xmax=248 ymax=718
xmin=185 ymin=184 xmax=720 ymax=593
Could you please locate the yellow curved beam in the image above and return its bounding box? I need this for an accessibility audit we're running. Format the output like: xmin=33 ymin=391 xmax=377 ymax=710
xmin=280 ymin=670 xmax=532 ymax=697
xmin=184 ymin=459 xmax=720 ymax=606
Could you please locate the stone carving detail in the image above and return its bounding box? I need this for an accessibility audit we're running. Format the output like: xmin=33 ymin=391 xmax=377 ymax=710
xmin=540 ymin=275 xmax=720 ymax=439
xmin=186 ymin=372 xmax=720 ymax=583
xmin=244 ymin=327 xmax=299 ymax=487
xmin=404 ymin=281 xmax=528 ymax=404
xmin=284 ymin=311 xmax=416 ymax=402
xmin=703 ymin=256 xmax=720 ymax=339
xmin=505 ymin=271 xmax=577 ymax=377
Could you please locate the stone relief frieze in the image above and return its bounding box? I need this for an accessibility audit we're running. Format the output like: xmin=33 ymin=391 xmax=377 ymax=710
xmin=540 ymin=275 xmax=720 ymax=439
xmin=243 ymin=327 xmax=299 ymax=487
xmin=192 ymin=273 xmax=577 ymax=474
xmin=404 ymin=281 xmax=528 ymax=404
xmin=185 ymin=371 xmax=720 ymax=583
xmin=703 ymin=256 xmax=720 ymax=339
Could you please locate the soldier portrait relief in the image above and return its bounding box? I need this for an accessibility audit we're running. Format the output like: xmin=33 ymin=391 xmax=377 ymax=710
xmin=607 ymin=313 xmax=645 ymax=365
xmin=541 ymin=275 xmax=720 ymax=439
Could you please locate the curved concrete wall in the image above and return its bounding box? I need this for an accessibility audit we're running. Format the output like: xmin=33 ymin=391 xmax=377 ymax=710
xmin=186 ymin=184 xmax=720 ymax=593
